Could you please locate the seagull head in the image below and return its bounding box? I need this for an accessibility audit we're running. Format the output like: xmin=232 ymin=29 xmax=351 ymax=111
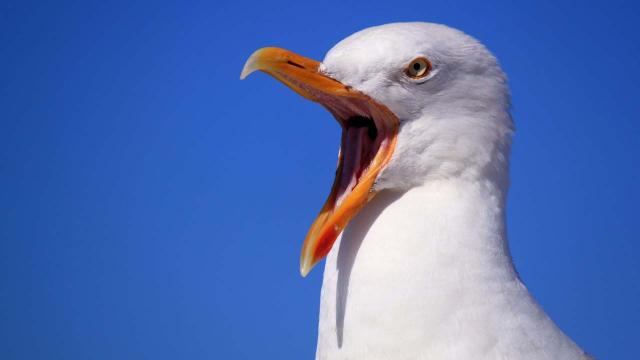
xmin=241 ymin=22 xmax=513 ymax=276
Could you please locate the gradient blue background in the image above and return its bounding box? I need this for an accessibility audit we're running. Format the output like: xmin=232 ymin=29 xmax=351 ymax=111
xmin=2 ymin=0 xmax=639 ymax=358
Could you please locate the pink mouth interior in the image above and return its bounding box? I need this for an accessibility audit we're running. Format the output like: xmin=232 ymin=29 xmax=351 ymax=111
xmin=334 ymin=116 xmax=379 ymax=207
xmin=292 ymin=84 xmax=389 ymax=211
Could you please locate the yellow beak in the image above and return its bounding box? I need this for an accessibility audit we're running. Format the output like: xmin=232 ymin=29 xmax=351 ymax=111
xmin=241 ymin=47 xmax=399 ymax=276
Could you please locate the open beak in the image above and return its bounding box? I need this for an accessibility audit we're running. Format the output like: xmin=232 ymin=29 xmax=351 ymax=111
xmin=241 ymin=47 xmax=399 ymax=277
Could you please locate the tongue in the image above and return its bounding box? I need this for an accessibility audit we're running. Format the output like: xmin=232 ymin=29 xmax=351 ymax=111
xmin=335 ymin=126 xmax=373 ymax=207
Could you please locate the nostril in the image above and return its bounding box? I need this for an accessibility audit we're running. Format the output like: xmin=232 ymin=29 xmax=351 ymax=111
xmin=287 ymin=60 xmax=305 ymax=69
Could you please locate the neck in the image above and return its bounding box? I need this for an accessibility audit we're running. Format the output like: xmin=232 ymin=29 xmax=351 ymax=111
xmin=316 ymin=177 xmax=585 ymax=359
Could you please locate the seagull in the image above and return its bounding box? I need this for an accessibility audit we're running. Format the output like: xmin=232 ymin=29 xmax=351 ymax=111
xmin=241 ymin=22 xmax=592 ymax=360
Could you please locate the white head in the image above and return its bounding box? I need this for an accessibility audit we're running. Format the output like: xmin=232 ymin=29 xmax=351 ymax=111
xmin=322 ymin=22 xmax=513 ymax=191
xmin=242 ymin=22 xmax=514 ymax=275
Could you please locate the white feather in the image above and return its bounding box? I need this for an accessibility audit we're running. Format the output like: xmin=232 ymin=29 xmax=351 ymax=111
xmin=314 ymin=23 xmax=592 ymax=359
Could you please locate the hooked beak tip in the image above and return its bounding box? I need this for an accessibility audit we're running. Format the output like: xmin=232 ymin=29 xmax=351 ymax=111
xmin=300 ymin=259 xmax=312 ymax=278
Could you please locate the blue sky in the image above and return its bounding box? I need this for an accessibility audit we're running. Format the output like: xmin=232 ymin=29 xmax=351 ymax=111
xmin=1 ymin=0 xmax=639 ymax=358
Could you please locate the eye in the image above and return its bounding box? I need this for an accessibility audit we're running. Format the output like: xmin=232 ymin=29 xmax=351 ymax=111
xmin=404 ymin=57 xmax=432 ymax=79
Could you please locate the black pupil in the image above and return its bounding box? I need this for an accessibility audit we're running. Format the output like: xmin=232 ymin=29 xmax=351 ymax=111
xmin=413 ymin=62 xmax=421 ymax=71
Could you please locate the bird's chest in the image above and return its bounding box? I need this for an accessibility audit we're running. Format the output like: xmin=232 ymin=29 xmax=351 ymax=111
xmin=311 ymin=185 xmax=568 ymax=360
xmin=314 ymin=191 xmax=507 ymax=359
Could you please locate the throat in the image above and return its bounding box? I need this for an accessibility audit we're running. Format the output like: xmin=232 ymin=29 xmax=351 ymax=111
xmin=331 ymin=178 xmax=514 ymax=293
xmin=317 ymin=179 xmax=522 ymax=355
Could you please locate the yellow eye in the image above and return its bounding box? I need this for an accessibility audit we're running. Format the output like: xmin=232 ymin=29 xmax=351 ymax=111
xmin=405 ymin=57 xmax=431 ymax=79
